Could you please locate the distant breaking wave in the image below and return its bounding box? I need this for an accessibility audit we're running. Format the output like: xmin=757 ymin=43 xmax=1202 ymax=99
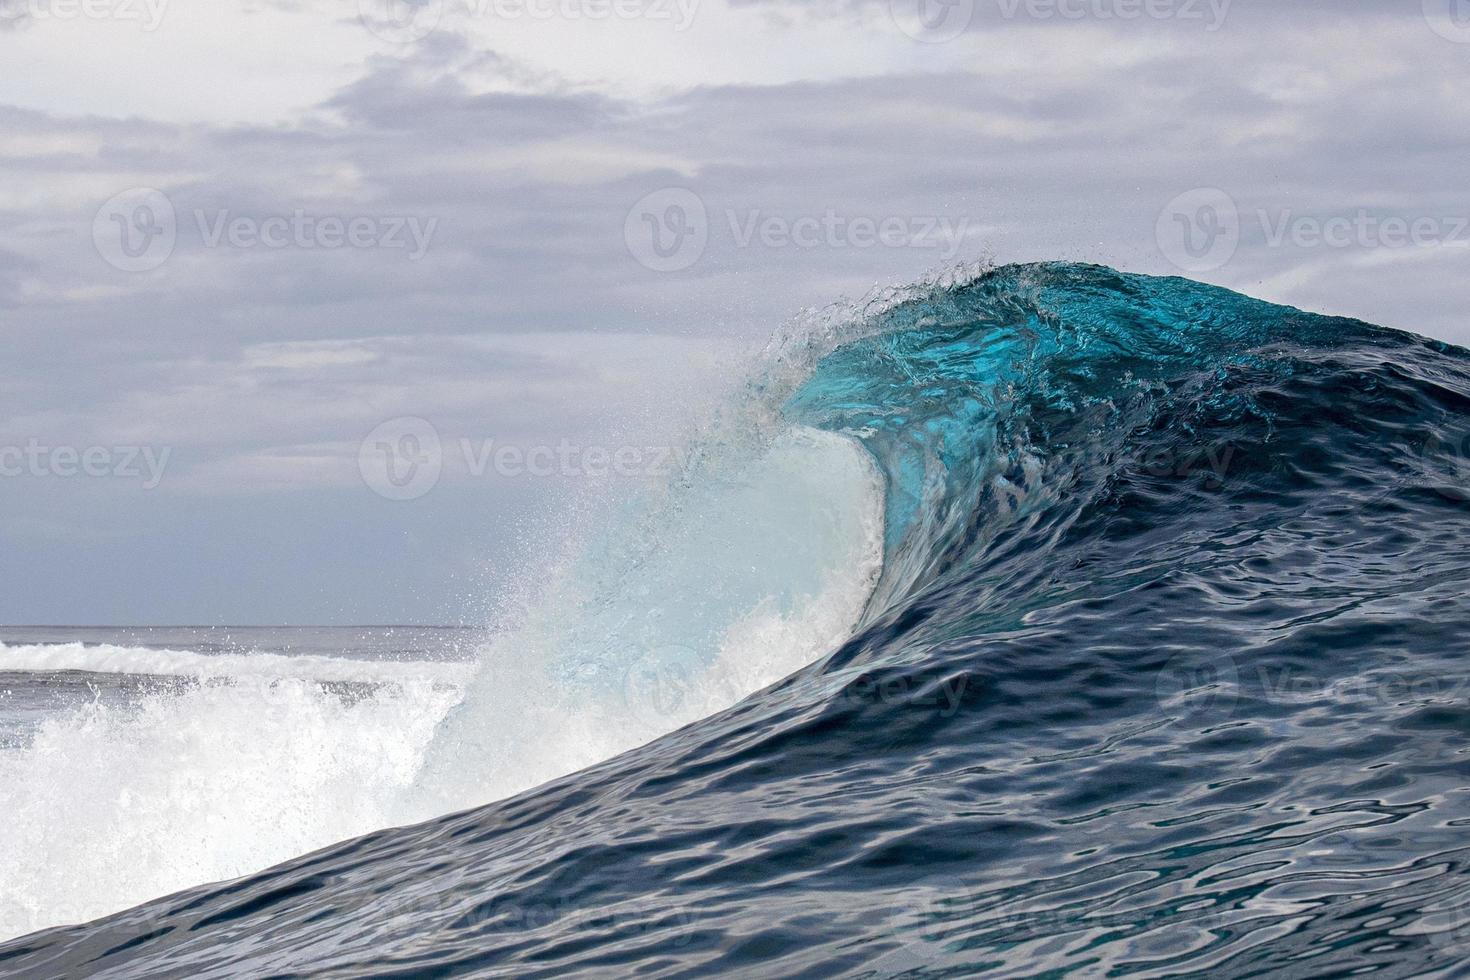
xmin=0 ymin=642 xmax=474 ymax=685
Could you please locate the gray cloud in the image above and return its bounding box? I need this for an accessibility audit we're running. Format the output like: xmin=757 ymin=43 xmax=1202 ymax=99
xmin=1 ymin=3 xmax=1467 ymax=621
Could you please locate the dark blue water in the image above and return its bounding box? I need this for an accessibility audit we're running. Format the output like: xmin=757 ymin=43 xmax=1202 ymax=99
xmin=6 ymin=263 xmax=1470 ymax=977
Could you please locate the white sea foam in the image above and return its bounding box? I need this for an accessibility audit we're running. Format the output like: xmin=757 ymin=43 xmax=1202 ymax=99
xmin=0 ymin=676 xmax=461 ymax=941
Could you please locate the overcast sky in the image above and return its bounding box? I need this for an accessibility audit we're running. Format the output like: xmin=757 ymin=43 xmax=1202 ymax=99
xmin=1 ymin=0 xmax=1467 ymax=624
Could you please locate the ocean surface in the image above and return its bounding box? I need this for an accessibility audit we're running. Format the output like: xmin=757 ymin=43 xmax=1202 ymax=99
xmin=4 ymin=262 xmax=1470 ymax=977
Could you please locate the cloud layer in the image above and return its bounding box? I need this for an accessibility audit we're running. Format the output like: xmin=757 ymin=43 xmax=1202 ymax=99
xmin=2 ymin=0 xmax=1467 ymax=622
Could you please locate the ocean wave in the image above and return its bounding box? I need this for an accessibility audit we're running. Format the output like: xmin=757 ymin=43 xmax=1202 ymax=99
xmin=7 ymin=262 xmax=1470 ymax=976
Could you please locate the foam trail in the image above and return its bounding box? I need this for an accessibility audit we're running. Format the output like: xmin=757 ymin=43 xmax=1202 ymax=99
xmin=0 ymin=642 xmax=473 ymax=685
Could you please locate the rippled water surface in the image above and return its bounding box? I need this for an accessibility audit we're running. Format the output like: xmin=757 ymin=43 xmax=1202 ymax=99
xmin=5 ymin=263 xmax=1470 ymax=977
